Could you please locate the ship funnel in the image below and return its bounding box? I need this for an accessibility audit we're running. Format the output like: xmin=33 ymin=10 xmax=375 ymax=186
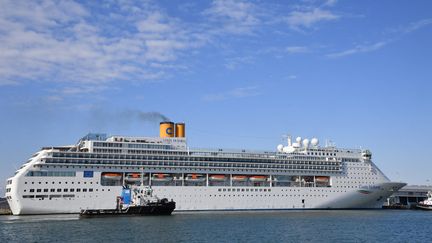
xmin=175 ymin=123 xmax=185 ymax=138
xmin=160 ymin=122 xmax=174 ymax=138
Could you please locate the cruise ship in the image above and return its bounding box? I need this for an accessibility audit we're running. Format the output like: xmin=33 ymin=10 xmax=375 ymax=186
xmin=5 ymin=122 xmax=406 ymax=215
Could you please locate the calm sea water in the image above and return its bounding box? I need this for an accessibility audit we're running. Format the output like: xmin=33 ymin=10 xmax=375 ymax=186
xmin=0 ymin=210 xmax=430 ymax=242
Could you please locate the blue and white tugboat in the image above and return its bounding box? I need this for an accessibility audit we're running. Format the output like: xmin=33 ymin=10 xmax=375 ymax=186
xmin=80 ymin=186 xmax=175 ymax=217
xmin=417 ymin=191 xmax=432 ymax=210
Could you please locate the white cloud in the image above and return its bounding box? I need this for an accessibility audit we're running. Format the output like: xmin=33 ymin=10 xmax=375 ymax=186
xmin=44 ymin=95 xmax=63 ymax=102
xmin=324 ymin=0 xmax=338 ymax=6
xmin=136 ymin=13 xmax=172 ymax=33
xmin=224 ymin=56 xmax=254 ymax=70
xmin=203 ymin=86 xmax=261 ymax=101
xmin=327 ymin=18 xmax=432 ymax=59
xmin=390 ymin=18 xmax=432 ymax=34
xmin=204 ymin=0 xmax=260 ymax=34
xmin=327 ymin=41 xmax=388 ymax=58
xmin=0 ymin=0 xmax=204 ymax=91
xmin=285 ymin=8 xmax=339 ymax=30
xmin=285 ymin=46 xmax=310 ymax=53
xmin=0 ymin=79 xmax=20 ymax=86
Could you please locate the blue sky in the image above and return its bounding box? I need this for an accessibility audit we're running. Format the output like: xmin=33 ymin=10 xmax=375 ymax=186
xmin=1 ymin=0 xmax=432 ymax=195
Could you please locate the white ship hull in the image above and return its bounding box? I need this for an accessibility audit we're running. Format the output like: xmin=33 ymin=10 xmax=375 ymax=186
xmin=5 ymin=131 xmax=406 ymax=215
xmin=8 ymin=176 xmax=404 ymax=215
xmin=11 ymin=184 xmax=404 ymax=215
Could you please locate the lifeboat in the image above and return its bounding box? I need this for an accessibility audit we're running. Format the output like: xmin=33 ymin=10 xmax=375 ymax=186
xmin=232 ymin=175 xmax=248 ymax=182
xmin=209 ymin=175 xmax=227 ymax=182
xmin=125 ymin=173 xmax=141 ymax=182
xmin=152 ymin=173 xmax=173 ymax=182
xmin=102 ymin=172 xmax=122 ymax=180
xmin=315 ymin=176 xmax=330 ymax=183
xmin=249 ymin=175 xmax=267 ymax=182
xmin=185 ymin=174 xmax=206 ymax=182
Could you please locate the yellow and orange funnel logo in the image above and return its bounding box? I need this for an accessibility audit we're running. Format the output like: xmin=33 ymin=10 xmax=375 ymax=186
xmin=175 ymin=123 xmax=185 ymax=138
xmin=159 ymin=122 xmax=174 ymax=138
xmin=159 ymin=121 xmax=186 ymax=138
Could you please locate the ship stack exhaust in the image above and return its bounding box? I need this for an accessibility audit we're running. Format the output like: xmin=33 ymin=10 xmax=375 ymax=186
xmin=160 ymin=121 xmax=185 ymax=138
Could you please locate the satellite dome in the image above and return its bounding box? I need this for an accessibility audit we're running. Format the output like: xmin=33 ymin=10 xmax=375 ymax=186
xmin=311 ymin=138 xmax=319 ymax=146
xmin=303 ymin=139 xmax=310 ymax=147
xmin=283 ymin=146 xmax=296 ymax=153
xmin=277 ymin=144 xmax=284 ymax=152
xmin=296 ymin=137 xmax=302 ymax=143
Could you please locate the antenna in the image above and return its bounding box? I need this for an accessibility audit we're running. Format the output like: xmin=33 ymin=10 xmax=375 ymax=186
xmin=282 ymin=134 xmax=292 ymax=146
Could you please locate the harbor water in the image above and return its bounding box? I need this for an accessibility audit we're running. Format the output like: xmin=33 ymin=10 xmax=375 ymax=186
xmin=0 ymin=210 xmax=430 ymax=242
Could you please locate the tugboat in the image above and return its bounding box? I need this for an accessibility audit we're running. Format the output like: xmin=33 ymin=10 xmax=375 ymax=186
xmin=417 ymin=191 xmax=432 ymax=210
xmin=80 ymin=186 xmax=175 ymax=217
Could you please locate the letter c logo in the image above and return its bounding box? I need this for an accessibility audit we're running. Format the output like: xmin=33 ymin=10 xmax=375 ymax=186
xmin=166 ymin=127 xmax=173 ymax=135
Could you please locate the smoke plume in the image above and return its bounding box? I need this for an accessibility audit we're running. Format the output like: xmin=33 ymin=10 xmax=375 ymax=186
xmin=136 ymin=111 xmax=170 ymax=122
xmin=88 ymin=109 xmax=170 ymax=131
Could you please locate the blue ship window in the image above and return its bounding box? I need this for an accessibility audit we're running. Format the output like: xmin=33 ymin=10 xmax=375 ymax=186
xmin=83 ymin=171 xmax=94 ymax=178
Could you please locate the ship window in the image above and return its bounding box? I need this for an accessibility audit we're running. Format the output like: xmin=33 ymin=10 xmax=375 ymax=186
xmin=57 ymin=189 xmax=61 ymax=192
xmin=70 ymin=189 xmax=75 ymax=192
xmin=44 ymin=189 xmax=48 ymax=192
xmin=30 ymin=189 xmax=35 ymax=192
xmin=50 ymin=189 xmax=55 ymax=192
xmin=77 ymin=189 xmax=81 ymax=192
xmin=36 ymin=189 xmax=41 ymax=192
xmin=83 ymin=189 xmax=87 ymax=192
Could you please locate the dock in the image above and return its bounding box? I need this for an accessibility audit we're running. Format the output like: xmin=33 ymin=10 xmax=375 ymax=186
xmin=384 ymin=185 xmax=432 ymax=209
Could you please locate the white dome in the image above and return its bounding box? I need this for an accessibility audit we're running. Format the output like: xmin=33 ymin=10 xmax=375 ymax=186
xmin=277 ymin=144 xmax=284 ymax=152
xmin=311 ymin=138 xmax=319 ymax=146
xmin=302 ymin=139 xmax=310 ymax=147
xmin=296 ymin=137 xmax=302 ymax=143
xmin=283 ymin=146 xmax=296 ymax=153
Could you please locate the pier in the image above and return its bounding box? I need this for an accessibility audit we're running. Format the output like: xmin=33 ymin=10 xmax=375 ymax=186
xmin=384 ymin=185 xmax=432 ymax=209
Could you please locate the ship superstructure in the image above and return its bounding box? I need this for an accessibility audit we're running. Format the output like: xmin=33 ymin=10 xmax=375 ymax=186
xmin=5 ymin=122 xmax=405 ymax=215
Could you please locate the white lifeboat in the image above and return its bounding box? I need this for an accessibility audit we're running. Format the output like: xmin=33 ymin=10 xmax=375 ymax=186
xmin=232 ymin=175 xmax=248 ymax=182
xmin=249 ymin=175 xmax=267 ymax=182
xmin=102 ymin=172 xmax=122 ymax=180
xmin=152 ymin=173 xmax=173 ymax=182
xmin=185 ymin=174 xmax=206 ymax=182
xmin=209 ymin=175 xmax=227 ymax=182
